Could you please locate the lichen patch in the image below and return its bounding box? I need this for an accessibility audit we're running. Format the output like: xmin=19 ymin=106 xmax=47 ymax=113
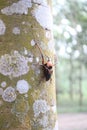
xmin=51 ymin=105 xmax=57 ymax=113
xmin=48 ymin=40 xmax=55 ymax=52
xmin=53 ymin=120 xmax=58 ymax=130
xmin=11 ymin=97 xmax=29 ymax=123
xmin=1 ymin=81 xmax=7 ymax=88
xmin=46 ymin=31 xmax=51 ymax=39
xmin=0 ymin=19 xmax=6 ymax=35
xmin=31 ymin=39 xmax=35 ymax=46
xmin=31 ymin=5 xmax=52 ymax=30
xmin=0 ymin=51 xmax=29 ymax=78
xmin=2 ymin=87 xmax=16 ymax=102
xmin=39 ymin=115 xmax=49 ymax=128
xmin=1 ymin=0 xmax=32 ymax=15
xmin=12 ymin=27 xmax=20 ymax=35
xmin=33 ymin=99 xmax=50 ymax=117
xmin=16 ymin=79 xmax=31 ymax=94
xmin=32 ymin=0 xmax=47 ymax=6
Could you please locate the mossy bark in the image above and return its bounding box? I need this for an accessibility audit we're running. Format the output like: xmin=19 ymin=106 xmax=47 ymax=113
xmin=0 ymin=0 xmax=58 ymax=130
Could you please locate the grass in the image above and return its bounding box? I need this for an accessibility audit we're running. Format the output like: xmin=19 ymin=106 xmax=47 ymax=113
xmin=56 ymin=92 xmax=87 ymax=113
xmin=57 ymin=105 xmax=87 ymax=113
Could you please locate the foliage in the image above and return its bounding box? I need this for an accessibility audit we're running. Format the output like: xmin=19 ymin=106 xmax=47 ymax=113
xmin=53 ymin=0 xmax=87 ymax=111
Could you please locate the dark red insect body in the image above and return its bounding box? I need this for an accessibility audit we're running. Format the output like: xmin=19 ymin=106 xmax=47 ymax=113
xmin=35 ymin=42 xmax=53 ymax=81
xmin=43 ymin=62 xmax=53 ymax=81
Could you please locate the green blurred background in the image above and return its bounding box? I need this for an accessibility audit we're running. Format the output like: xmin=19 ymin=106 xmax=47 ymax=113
xmin=52 ymin=0 xmax=87 ymax=113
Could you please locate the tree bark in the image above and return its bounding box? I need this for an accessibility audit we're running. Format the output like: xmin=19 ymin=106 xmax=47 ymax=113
xmin=0 ymin=0 xmax=58 ymax=130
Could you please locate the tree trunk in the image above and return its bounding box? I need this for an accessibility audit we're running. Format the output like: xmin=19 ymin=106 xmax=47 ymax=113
xmin=0 ymin=0 xmax=58 ymax=130
xmin=78 ymin=64 xmax=83 ymax=106
xmin=69 ymin=54 xmax=74 ymax=100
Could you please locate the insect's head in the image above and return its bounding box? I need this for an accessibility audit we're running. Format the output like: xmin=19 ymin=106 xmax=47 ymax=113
xmin=46 ymin=58 xmax=53 ymax=67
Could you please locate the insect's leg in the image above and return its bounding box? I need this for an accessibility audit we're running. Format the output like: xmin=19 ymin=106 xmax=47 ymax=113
xmin=42 ymin=55 xmax=44 ymax=64
xmin=35 ymin=42 xmax=44 ymax=64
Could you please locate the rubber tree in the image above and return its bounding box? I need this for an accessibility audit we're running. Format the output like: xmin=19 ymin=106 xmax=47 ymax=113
xmin=0 ymin=0 xmax=58 ymax=130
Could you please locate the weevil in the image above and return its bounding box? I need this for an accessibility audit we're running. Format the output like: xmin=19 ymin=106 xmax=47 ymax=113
xmin=35 ymin=42 xmax=54 ymax=81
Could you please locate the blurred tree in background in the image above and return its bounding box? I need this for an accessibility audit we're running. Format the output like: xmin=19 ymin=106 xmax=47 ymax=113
xmin=52 ymin=0 xmax=87 ymax=112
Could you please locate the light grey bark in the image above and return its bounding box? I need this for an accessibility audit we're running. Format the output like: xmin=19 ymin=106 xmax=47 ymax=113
xmin=0 ymin=0 xmax=58 ymax=130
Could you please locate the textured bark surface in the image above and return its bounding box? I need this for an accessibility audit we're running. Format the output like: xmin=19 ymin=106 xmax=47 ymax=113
xmin=0 ymin=0 xmax=58 ymax=130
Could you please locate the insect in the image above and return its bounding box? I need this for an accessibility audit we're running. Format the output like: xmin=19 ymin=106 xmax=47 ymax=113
xmin=35 ymin=42 xmax=53 ymax=81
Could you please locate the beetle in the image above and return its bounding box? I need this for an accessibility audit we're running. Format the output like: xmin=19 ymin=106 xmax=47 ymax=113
xmin=35 ymin=42 xmax=53 ymax=81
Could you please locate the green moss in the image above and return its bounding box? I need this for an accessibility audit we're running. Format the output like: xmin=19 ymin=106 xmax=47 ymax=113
xmin=0 ymin=0 xmax=18 ymax=9
xmin=0 ymin=102 xmax=19 ymax=130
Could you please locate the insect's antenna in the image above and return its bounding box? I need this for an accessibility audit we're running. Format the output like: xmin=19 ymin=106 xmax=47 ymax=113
xmin=35 ymin=42 xmax=44 ymax=64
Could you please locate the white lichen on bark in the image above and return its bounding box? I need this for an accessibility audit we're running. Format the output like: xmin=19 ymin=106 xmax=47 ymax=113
xmin=31 ymin=5 xmax=53 ymax=30
xmin=1 ymin=0 xmax=32 ymax=15
xmin=54 ymin=121 xmax=58 ymax=130
xmin=11 ymin=97 xmax=29 ymax=123
xmin=16 ymin=79 xmax=31 ymax=94
xmin=12 ymin=27 xmax=20 ymax=35
xmin=31 ymin=39 xmax=36 ymax=46
xmin=33 ymin=99 xmax=50 ymax=117
xmin=32 ymin=0 xmax=47 ymax=6
xmin=0 ymin=51 xmax=29 ymax=78
xmin=39 ymin=115 xmax=49 ymax=127
xmin=1 ymin=81 xmax=7 ymax=88
xmin=2 ymin=87 xmax=16 ymax=102
xmin=48 ymin=40 xmax=55 ymax=52
xmin=0 ymin=19 xmax=6 ymax=35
